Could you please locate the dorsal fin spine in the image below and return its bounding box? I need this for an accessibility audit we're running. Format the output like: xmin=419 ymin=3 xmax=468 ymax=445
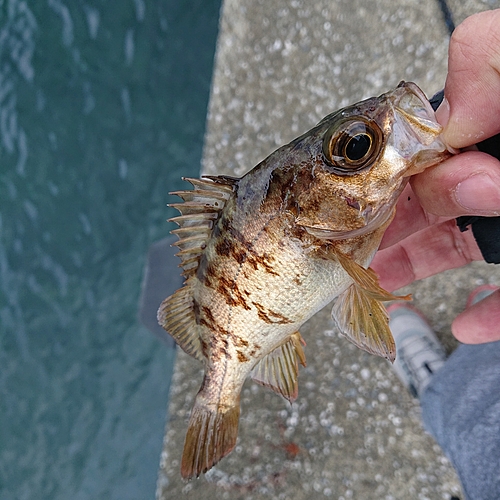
xmin=169 ymin=202 xmax=221 ymax=216
xmin=170 ymin=188 xmax=231 ymax=203
xmin=158 ymin=176 xmax=238 ymax=360
xmin=185 ymin=176 xmax=236 ymax=191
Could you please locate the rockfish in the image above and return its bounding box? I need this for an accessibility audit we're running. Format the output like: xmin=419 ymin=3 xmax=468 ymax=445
xmin=158 ymin=82 xmax=452 ymax=479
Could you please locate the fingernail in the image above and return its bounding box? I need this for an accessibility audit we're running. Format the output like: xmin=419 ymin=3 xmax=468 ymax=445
xmin=456 ymin=174 xmax=500 ymax=214
xmin=435 ymin=96 xmax=450 ymax=127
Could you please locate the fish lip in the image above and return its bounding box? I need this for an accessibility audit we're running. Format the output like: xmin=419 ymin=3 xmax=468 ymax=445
xmin=395 ymin=82 xmax=433 ymax=115
xmin=369 ymin=82 xmax=455 ymax=179
xmin=392 ymin=81 xmax=437 ymax=121
xmin=390 ymin=82 xmax=459 ymax=157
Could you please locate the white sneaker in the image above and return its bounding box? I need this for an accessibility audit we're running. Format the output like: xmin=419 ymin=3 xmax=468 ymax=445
xmin=388 ymin=303 xmax=446 ymax=398
xmin=389 ymin=286 xmax=498 ymax=398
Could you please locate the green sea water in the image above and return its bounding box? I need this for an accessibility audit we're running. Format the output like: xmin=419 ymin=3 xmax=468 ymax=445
xmin=0 ymin=1 xmax=221 ymax=498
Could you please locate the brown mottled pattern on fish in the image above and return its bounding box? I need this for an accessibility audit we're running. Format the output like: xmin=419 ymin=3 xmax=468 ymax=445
xmin=157 ymin=82 xmax=454 ymax=479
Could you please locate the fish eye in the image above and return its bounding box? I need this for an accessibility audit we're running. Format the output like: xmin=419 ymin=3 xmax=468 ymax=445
xmin=322 ymin=119 xmax=383 ymax=174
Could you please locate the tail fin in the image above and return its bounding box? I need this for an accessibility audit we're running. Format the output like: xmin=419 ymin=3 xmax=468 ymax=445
xmin=181 ymin=399 xmax=240 ymax=479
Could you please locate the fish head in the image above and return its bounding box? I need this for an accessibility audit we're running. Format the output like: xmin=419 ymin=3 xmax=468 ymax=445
xmin=295 ymin=81 xmax=455 ymax=240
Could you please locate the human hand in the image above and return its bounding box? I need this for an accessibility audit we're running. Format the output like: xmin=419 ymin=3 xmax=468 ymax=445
xmin=372 ymin=9 xmax=500 ymax=344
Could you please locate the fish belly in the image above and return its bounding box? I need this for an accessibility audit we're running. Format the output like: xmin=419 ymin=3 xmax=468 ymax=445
xmin=195 ymin=232 xmax=352 ymax=368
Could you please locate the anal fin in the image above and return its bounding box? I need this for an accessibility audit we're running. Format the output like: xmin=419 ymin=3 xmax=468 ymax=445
xmin=250 ymin=331 xmax=307 ymax=403
xmin=331 ymin=284 xmax=396 ymax=362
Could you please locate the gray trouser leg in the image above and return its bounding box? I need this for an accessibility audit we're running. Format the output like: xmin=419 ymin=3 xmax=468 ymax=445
xmin=420 ymin=341 xmax=500 ymax=500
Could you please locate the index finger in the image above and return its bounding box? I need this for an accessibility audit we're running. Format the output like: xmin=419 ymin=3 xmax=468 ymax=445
xmin=437 ymin=9 xmax=500 ymax=149
xmin=372 ymin=218 xmax=483 ymax=291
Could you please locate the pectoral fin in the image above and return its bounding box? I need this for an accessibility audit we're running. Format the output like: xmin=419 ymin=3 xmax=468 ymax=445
xmin=325 ymin=249 xmax=411 ymax=361
xmin=250 ymin=331 xmax=306 ymax=403
xmin=331 ymin=284 xmax=396 ymax=362
xmin=335 ymin=251 xmax=410 ymax=302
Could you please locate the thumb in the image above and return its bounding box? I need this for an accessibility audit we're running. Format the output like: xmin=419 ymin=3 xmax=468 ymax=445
xmin=436 ymin=9 xmax=500 ymax=149
xmin=452 ymin=289 xmax=500 ymax=343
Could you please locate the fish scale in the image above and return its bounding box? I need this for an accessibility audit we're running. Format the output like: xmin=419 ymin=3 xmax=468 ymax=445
xmin=157 ymin=81 xmax=454 ymax=479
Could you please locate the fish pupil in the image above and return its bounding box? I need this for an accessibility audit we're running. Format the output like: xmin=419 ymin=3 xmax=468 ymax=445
xmin=345 ymin=133 xmax=371 ymax=161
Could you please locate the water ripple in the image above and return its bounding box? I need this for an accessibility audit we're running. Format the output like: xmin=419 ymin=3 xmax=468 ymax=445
xmin=48 ymin=0 xmax=74 ymax=47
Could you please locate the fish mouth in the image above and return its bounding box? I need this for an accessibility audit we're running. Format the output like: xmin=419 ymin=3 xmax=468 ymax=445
xmin=389 ymin=81 xmax=457 ymax=175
